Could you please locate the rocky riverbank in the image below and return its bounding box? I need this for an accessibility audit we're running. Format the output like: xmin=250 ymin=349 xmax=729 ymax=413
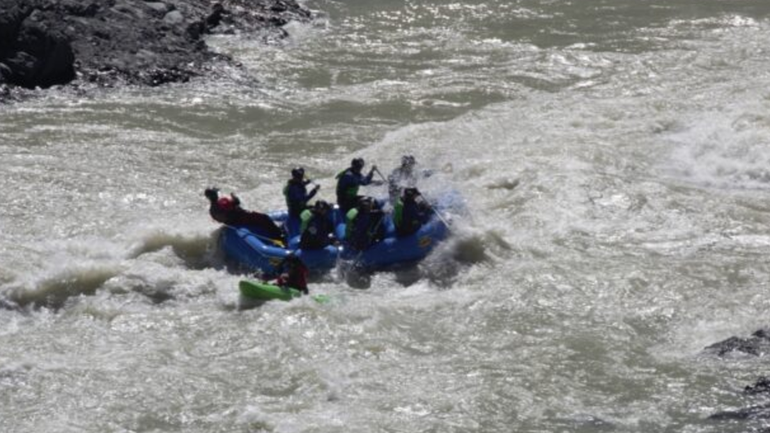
xmin=0 ymin=0 xmax=311 ymax=98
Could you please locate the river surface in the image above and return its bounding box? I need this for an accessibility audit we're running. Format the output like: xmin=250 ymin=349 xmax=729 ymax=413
xmin=3 ymin=0 xmax=770 ymax=431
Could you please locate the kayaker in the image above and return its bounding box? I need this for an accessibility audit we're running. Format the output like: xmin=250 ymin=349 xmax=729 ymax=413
xmin=335 ymin=158 xmax=381 ymax=213
xmin=284 ymin=167 xmax=320 ymax=218
xmin=299 ymin=200 xmax=337 ymax=250
xmin=393 ymin=187 xmax=432 ymax=237
xmin=345 ymin=196 xmax=385 ymax=251
xmin=204 ymin=187 xmax=285 ymax=241
xmin=271 ymin=253 xmax=309 ymax=294
xmin=387 ymin=155 xmax=432 ymax=204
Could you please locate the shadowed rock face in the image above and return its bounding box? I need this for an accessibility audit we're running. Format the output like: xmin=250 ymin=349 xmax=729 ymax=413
xmin=709 ymin=377 xmax=770 ymax=422
xmin=706 ymin=332 xmax=770 ymax=427
xmin=0 ymin=0 xmax=311 ymax=91
xmin=704 ymin=328 xmax=770 ymax=357
xmin=0 ymin=2 xmax=75 ymax=88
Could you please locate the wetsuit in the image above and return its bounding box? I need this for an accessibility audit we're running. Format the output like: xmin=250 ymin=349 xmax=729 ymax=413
xmin=284 ymin=179 xmax=318 ymax=218
xmin=275 ymin=261 xmax=309 ymax=294
xmin=336 ymin=168 xmax=374 ymax=213
xmin=394 ymin=196 xmax=431 ymax=237
xmin=209 ymin=195 xmax=284 ymax=240
xmin=388 ymin=166 xmax=432 ymax=203
xmin=299 ymin=209 xmax=335 ymax=250
xmin=345 ymin=207 xmax=385 ymax=251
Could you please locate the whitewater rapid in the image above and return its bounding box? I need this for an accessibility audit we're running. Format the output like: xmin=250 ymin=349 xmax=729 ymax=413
xmin=3 ymin=1 xmax=770 ymax=432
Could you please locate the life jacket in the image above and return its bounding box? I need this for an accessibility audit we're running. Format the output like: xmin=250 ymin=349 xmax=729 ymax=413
xmin=394 ymin=198 xmax=424 ymax=237
xmin=336 ymin=169 xmax=359 ymax=206
xmin=283 ymin=180 xmax=306 ymax=217
xmin=345 ymin=208 xmax=384 ymax=250
xmin=299 ymin=209 xmax=334 ymax=250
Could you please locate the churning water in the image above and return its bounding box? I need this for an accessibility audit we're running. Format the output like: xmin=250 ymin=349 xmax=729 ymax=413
xmin=3 ymin=0 xmax=770 ymax=431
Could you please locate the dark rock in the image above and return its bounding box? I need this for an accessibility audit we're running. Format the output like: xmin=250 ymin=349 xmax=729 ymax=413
xmin=0 ymin=0 xmax=313 ymax=94
xmin=62 ymin=1 xmax=100 ymax=18
xmin=745 ymin=376 xmax=770 ymax=396
xmin=709 ymin=403 xmax=770 ymax=421
xmin=3 ymin=21 xmax=75 ymax=88
xmin=0 ymin=62 xmax=10 ymax=82
xmin=709 ymin=376 xmax=770 ymax=426
xmin=207 ymin=3 xmax=225 ymax=28
xmin=186 ymin=3 xmax=228 ymax=41
xmin=0 ymin=2 xmax=33 ymax=57
xmin=185 ymin=21 xmax=204 ymax=41
xmin=704 ymin=328 xmax=770 ymax=357
xmin=271 ymin=1 xmax=288 ymax=13
xmin=140 ymin=66 xmax=191 ymax=86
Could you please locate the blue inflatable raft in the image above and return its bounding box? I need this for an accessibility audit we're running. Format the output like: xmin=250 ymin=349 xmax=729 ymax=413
xmin=219 ymin=190 xmax=464 ymax=274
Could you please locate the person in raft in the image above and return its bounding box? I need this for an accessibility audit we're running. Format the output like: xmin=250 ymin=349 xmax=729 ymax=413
xmin=387 ymin=154 xmax=432 ymax=204
xmin=284 ymin=167 xmax=320 ymax=219
xmin=393 ymin=187 xmax=432 ymax=237
xmin=266 ymin=253 xmax=309 ymax=294
xmin=335 ymin=157 xmax=382 ymax=214
xmin=345 ymin=196 xmax=386 ymax=251
xmin=299 ymin=200 xmax=337 ymax=250
xmin=204 ymin=187 xmax=284 ymax=241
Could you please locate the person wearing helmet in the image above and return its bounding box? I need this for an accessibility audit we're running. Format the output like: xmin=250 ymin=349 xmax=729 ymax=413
xmin=266 ymin=253 xmax=309 ymax=294
xmin=283 ymin=167 xmax=320 ymax=218
xmin=393 ymin=187 xmax=432 ymax=237
xmin=344 ymin=196 xmax=385 ymax=251
xmin=203 ymin=187 xmax=285 ymax=242
xmin=299 ymin=200 xmax=337 ymax=250
xmin=387 ymin=155 xmax=432 ymax=204
xmin=205 ymin=187 xmax=233 ymax=223
xmin=335 ymin=158 xmax=380 ymax=213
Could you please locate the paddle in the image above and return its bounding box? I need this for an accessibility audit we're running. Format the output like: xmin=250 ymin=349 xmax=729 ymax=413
xmin=306 ymin=179 xmax=321 ymax=193
xmin=373 ymin=167 xmax=391 ymax=188
xmin=425 ymin=198 xmax=451 ymax=229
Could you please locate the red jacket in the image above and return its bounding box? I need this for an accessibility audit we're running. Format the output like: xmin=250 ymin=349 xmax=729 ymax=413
xmin=276 ymin=263 xmax=309 ymax=293
xmin=209 ymin=195 xmax=284 ymax=240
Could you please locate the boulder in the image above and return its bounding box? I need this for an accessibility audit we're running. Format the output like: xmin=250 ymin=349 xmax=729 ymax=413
xmin=0 ymin=0 xmax=313 ymax=93
xmin=144 ymin=2 xmax=169 ymax=14
xmin=163 ymin=10 xmax=183 ymax=25
xmin=1 ymin=18 xmax=75 ymax=88
xmin=709 ymin=403 xmax=770 ymax=421
xmin=745 ymin=376 xmax=770 ymax=396
xmin=704 ymin=328 xmax=770 ymax=357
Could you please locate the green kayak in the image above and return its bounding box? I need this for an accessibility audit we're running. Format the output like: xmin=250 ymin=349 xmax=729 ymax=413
xmin=239 ymin=280 xmax=330 ymax=304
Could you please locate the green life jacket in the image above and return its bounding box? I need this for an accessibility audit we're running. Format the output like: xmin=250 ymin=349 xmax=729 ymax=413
xmin=336 ymin=169 xmax=359 ymax=202
xmin=300 ymin=209 xmax=314 ymax=233
xmin=345 ymin=208 xmax=358 ymax=240
xmin=393 ymin=199 xmax=404 ymax=228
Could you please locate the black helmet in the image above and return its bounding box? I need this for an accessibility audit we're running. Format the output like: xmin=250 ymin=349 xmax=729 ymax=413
xmin=291 ymin=167 xmax=305 ymax=180
xmin=204 ymin=187 xmax=219 ymax=201
xmin=314 ymin=200 xmax=330 ymax=212
xmin=351 ymin=158 xmax=365 ymax=170
xmin=358 ymin=196 xmax=374 ymax=210
xmin=401 ymin=155 xmax=416 ymax=168
xmin=403 ymin=187 xmax=419 ymax=198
